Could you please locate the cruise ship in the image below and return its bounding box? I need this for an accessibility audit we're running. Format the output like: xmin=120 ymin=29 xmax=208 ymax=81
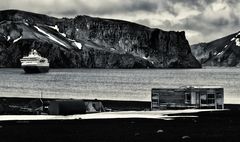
xmin=20 ymin=49 xmax=49 ymax=73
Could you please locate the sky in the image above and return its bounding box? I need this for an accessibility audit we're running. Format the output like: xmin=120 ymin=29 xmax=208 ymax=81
xmin=0 ymin=0 xmax=239 ymax=44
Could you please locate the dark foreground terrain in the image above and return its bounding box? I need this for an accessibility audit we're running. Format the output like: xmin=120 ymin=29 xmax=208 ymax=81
xmin=0 ymin=97 xmax=240 ymax=142
xmin=0 ymin=109 xmax=240 ymax=142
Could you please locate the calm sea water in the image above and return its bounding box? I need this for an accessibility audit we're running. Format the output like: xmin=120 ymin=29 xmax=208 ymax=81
xmin=0 ymin=68 xmax=239 ymax=104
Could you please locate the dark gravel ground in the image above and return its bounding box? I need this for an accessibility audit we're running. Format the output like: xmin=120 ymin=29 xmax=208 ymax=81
xmin=0 ymin=109 xmax=240 ymax=142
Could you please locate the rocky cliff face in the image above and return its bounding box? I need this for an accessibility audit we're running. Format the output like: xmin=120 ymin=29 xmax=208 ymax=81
xmin=191 ymin=32 xmax=240 ymax=67
xmin=0 ymin=10 xmax=201 ymax=68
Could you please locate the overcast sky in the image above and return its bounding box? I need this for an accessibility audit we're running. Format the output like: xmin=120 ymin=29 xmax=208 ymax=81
xmin=0 ymin=0 xmax=239 ymax=44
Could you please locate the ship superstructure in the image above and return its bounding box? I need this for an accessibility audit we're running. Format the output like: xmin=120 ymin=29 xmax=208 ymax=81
xmin=20 ymin=49 xmax=49 ymax=73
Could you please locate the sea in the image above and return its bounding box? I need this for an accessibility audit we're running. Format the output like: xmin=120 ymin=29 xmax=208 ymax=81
xmin=0 ymin=68 xmax=240 ymax=104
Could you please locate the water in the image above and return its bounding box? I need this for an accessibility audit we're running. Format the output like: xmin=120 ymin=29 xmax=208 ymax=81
xmin=0 ymin=68 xmax=239 ymax=104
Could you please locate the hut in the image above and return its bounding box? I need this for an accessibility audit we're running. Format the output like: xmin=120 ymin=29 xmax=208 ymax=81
xmin=151 ymin=86 xmax=224 ymax=110
xmin=48 ymin=100 xmax=86 ymax=115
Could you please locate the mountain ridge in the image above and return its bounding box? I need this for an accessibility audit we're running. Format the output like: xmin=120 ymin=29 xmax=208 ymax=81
xmin=0 ymin=9 xmax=201 ymax=68
xmin=191 ymin=31 xmax=240 ymax=67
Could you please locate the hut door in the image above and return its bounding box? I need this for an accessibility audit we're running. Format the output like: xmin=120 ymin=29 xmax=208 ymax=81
xmin=196 ymin=92 xmax=200 ymax=106
xmin=151 ymin=93 xmax=160 ymax=110
xmin=191 ymin=92 xmax=197 ymax=104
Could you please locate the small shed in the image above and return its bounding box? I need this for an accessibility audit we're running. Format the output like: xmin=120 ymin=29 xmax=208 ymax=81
xmin=48 ymin=100 xmax=86 ymax=115
xmin=151 ymin=86 xmax=224 ymax=110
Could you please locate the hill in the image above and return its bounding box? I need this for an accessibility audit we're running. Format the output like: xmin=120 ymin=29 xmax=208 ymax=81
xmin=191 ymin=32 xmax=240 ymax=67
xmin=0 ymin=10 xmax=201 ymax=68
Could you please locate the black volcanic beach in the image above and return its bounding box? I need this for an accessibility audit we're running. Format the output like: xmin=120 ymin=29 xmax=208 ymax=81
xmin=0 ymin=108 xmax=240 ymax=142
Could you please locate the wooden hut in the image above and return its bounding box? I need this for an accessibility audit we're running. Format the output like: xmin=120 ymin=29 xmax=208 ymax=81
xmin=151 ymin=86 xmax=224 ymax=110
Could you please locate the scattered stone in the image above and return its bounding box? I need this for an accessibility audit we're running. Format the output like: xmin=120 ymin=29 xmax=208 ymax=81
xmin=156 ymin=129 xmax=164 ymax=133
xmin=134 ymin=132 xmax=140 ymax=136
xmin=182 ymin=135 xmax=191 ymax=139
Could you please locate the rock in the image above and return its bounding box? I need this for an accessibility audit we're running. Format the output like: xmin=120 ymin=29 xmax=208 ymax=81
xmin=0 ymin=10 xmax=201 ymax=68
xmin=156 ymin=129 xmax=164 ymax=133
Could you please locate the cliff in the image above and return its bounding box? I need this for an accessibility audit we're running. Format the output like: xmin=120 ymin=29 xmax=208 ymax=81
xmin=0 ymin=10 xmax=201 ymax=68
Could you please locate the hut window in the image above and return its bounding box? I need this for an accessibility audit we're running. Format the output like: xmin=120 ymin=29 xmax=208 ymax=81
xmin=185 ymin=93 xmax=191 ymax=104
xmin=216 ymin=93 xmax=222 ymax=98
xmin=200 ymin=94 xmax=207 ymax=104
xmin=207 ymin=94 xmax=215 ymax=99
xmin=152 ymin=93 xmax=159 ymax=102
xmin=152 ymin=93 xmax=159 ymax=98
xmin=207 ymin=94 xmax=215 ymax=104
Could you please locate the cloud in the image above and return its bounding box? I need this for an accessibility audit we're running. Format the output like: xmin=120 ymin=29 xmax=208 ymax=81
xmin=0 ymin=0 xmax=239 ymax=44
xmin=147 ymin=0 xmax=240 ymax=44
xmin=2 ymin=0 xmax=158 ymax=16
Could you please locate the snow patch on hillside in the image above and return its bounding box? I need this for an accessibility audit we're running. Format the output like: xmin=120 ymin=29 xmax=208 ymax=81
xmin=24 ymin=22 xmax=29 ymax=26
xmin=61 ymin=33 xmax=66 ymax=37
xmin=7 ymin=36 xmax=10 ymax=41
xmin=67 ymin=38 xmax=74 ymax=42
xmin=235 ymin=38 xmax=240 ymax=46
xmin=142 ymin=56 xmax=149 ymax=60
xmin=236 ymin=32 xmax=240 ymax=37
xmin=87 ymin=24 xmax=90 ymax=29
xmin=13 ymin=36 xmax=22 ymax=43
xmin=231 ymin=37 xmax=236 ymax=41
xmin=110 ymin=48 xmax=116 ymax=51
xmin=34 ymin=26 xmax=66 ymax=47
xmin=48 ymin=25 xmax=59 ymax=32
xmin=66 ymin=37 xmax=82 ymax=50
xmin=217 ymin=51 xmax=224 ymax=56
xmin=48 ymin=25 xmax=67 ymax=37
xmin=74 ymin=41 xmax=82 ymax=49
xmin=216 ymin=44 xmax=230 ymax=56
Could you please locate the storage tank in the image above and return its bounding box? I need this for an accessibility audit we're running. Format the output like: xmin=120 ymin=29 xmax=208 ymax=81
xmin=48 ymin=100 xmax=86 ymax=115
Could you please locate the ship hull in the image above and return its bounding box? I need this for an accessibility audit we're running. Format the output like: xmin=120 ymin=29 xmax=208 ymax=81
xmin=22 ymin=66 xmax=49 ymax=73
